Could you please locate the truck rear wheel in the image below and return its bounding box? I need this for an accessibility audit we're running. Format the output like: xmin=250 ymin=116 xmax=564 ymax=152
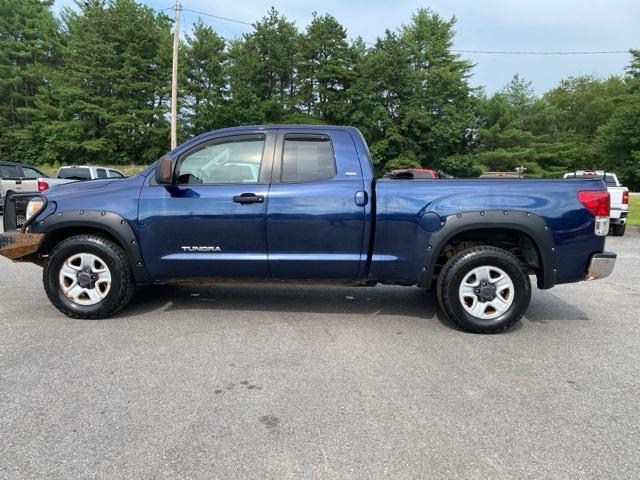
xmin=437 ymin=246 xmax=531 ymax=333
xmin=611 ymin=224 xmax=626 ymax=236
xmin=43 ymin=234 xmax=135 ymax=319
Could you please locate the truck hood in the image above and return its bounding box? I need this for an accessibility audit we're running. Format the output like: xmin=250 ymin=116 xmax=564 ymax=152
xmin=48 ymin=179 xmax=115 ymax=193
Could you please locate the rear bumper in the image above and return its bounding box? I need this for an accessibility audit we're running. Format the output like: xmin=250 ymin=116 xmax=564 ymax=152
xmin=610 ymin=208 xmax=628 ymax=221
xmin=584 ymin=251 xmax=616 ymax=281
xmin=0 ymin=231 xmax=45 ymax=261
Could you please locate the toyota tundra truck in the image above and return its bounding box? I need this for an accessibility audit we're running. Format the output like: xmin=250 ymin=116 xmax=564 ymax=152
xmin=0 ymin=125 xmax=617 ymax=333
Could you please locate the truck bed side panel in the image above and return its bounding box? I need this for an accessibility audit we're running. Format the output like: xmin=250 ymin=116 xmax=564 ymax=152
xmin=371 ymin=179 xmax=606 ymax=285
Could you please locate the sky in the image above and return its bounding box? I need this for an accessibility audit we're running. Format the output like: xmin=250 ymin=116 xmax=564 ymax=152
xmin=54 ymin=0 xmax=639 ymax=94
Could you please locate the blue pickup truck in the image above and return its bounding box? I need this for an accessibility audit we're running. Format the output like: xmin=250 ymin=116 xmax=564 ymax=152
xmin=0 ymin=125 xmax=616 ymax=333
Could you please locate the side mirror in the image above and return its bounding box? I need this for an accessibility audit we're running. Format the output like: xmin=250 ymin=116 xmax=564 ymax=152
xmin=155 ymin=156 xmax=176 ymax=185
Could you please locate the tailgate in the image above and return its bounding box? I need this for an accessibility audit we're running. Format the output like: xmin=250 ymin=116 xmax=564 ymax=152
xmin=608 ymin=187 xmax=624 ymax=208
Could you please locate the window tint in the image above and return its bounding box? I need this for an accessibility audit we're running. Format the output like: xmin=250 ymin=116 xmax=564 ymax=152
xmin=177 ymin=136 xmax=264 ymax=185
xmin=96 ymin=168 xmax=108 ymax=179
xmin=0 ymin=165 xmax=19 ymax=177
xmin=20 ymin=167 xmax=42 ymax=179
xmin=282 ymin=136 xmax=336 ymax=182
xmin=58 ymin=167 xmax=92 ymax=180
xmin=108 ymin=170 xmax=125 ymax=178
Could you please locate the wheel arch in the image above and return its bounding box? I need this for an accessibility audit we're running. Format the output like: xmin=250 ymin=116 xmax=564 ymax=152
xmin=419 ymin=210 xmax=557 ymax=290
xmin=30 ymin=211 xmax=151 ymax=284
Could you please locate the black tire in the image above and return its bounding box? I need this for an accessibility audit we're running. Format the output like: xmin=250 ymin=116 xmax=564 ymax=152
xmin=43 ymin=234 xmax=135 ymax=319
xmin=437 ymin=246 xmax=531 ymax=333
xmin=611 ymin=223 xmax=626 ymax=236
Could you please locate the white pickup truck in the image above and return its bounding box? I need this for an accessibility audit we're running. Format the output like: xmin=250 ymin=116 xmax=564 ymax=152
xmin=37 ymin=165 xmax=126 ymax=191
xmin=564 ymin=171 xmax=629 ymax=236
xmin=0 ymin=161 xmax=48 ymax=212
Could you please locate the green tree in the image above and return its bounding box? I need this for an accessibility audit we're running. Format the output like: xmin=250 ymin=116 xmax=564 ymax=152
xmin=38 ymin=0 xmax=172 ymax=165
xmin=544 ymin=75 xmax=627 ymax=138
xmin=228 ymin=8 xmax=300 ymax=123
xmin=180 ymin=19 xmax=228 ymax=136
xmin=0 ymin=0 xmax=60 ymax=163
xmin=595 ymin=52 xmax=640 ymax=189
xmin=297 ymin=13 xmax=352 ymax=123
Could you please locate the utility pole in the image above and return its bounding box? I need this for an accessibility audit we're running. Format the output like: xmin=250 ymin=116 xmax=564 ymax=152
xmin=170 ymin=0 xmax=181 ymax=150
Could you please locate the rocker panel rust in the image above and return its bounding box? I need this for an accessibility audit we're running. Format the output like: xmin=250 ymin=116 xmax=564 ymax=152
xmin=0 ymin=231 xmax=45 ymax=261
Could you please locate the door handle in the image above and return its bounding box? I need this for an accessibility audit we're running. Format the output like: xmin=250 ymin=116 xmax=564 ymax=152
xmin=233 ymin=193 xmax=264 ymax=204
xmin=355 ymin=190 xmax=368 ymax=207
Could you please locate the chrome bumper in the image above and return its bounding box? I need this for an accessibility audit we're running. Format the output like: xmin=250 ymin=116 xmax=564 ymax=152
xmin=585 ymin=252 xmax=616 ymax=280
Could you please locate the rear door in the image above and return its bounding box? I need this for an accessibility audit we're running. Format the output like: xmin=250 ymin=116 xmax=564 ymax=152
xmin=138 ymin=131 xmax=276 ymax=281
xmin=266 ymin=129 xmax=367 ymax=280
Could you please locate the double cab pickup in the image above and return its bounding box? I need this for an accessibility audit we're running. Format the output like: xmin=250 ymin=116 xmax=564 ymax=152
xmin=0 ymin=125 xmax=616 ymax=333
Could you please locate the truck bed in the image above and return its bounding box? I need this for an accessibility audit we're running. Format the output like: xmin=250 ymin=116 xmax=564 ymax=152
xmin=371 ymin=178 xmax=607 ymax=285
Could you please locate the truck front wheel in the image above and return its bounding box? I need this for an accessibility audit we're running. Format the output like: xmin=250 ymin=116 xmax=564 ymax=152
xmin=43 ymin=234 xmax=135 ymax=319
xmin=437 ymin=246 xmax=531 ymax=333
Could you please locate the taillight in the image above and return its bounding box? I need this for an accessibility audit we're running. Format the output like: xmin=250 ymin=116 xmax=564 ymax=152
xmin=622 ymin=191 xmax=629 ymax=205
xmin=579 ymin=190 xmax=610 ymax=236
xmin=579 ymin=191 xmax=610 ymax=216
xmin=37 ymin=180 xmax=49 ymax=192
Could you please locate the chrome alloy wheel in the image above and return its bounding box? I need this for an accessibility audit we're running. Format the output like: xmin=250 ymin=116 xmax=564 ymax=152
xmin=58 ymin=253 xmax=112 ymax=306
xmin=458 ymin=265 xmax=515 ymax=320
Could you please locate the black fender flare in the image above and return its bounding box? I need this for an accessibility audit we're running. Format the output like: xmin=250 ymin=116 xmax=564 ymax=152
xmin=30 ymin=209 xmax=151 ymax=284
xmin=418 ymin=210 xmax=557 ymax=290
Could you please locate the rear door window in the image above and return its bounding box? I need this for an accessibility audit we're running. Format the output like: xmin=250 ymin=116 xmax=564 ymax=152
xmin=281 ymin=134 xmax=336 ymax=183
xmin=96 ymin=168 xmax=108 ymax=179
xmin=20 ymin=167 xmax=43 ymax=179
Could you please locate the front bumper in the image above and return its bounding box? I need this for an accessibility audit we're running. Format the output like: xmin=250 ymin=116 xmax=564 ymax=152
xmin=0 ymin=231 xmax=45 ymax=261
xmin=584 ymin=252 xmax=616 ymax=281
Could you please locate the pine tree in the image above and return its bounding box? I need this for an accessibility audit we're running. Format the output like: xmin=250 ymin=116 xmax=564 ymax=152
xmin=38 ymin=0 xmax=172 ymax=165
xmin=0 ymin=0 xmax=60 ymax=163
xmin=181 ymin=19 xmax=228 ymax=136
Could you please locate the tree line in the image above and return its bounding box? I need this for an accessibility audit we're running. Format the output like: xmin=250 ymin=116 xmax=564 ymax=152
xmin=1 ymin=0 xmax=639 ymax=187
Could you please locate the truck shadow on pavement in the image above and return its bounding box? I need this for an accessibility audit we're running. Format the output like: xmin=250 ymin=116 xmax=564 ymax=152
xmin=116 ymin=283 xmax=590 ymax=331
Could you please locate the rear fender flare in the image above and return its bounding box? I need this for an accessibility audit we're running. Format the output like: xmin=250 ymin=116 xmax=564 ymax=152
xmin=418 ymin=210 xmax=557 ymax=290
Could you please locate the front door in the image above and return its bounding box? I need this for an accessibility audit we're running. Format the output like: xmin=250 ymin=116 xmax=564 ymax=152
xmin=138 ymin=132 xmax=275 ymax=281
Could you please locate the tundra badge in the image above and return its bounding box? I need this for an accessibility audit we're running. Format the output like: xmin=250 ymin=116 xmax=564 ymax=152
xmin=181 ymin=246 xmax=222 ymax=252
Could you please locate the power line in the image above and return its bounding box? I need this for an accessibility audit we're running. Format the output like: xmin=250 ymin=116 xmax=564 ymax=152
xmin=180 ymin=8 xmax=253 ymax=26
xmin=453 ymin=49 xmax=628 ymax=55
xmin=165 ymin=5 xmax=630 ymax=55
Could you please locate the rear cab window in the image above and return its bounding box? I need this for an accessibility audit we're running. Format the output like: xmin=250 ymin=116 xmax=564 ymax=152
xmin=58 ymin=167 xmax=92 ymax=180
xmin=281 ymin=134 xmax=336 ymax=183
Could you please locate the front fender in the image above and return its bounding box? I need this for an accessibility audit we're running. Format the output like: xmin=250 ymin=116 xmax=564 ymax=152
xmin=29 ymin=210 xmax=151 ymax=284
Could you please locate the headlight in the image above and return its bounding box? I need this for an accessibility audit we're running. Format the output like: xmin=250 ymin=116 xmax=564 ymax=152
xmin=25 ymin=198 xmax=45 ymax=221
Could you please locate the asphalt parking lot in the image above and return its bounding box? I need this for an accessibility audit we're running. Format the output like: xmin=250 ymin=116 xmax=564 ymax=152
xmin=1 ymin=219 xmax=639 ymax=480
